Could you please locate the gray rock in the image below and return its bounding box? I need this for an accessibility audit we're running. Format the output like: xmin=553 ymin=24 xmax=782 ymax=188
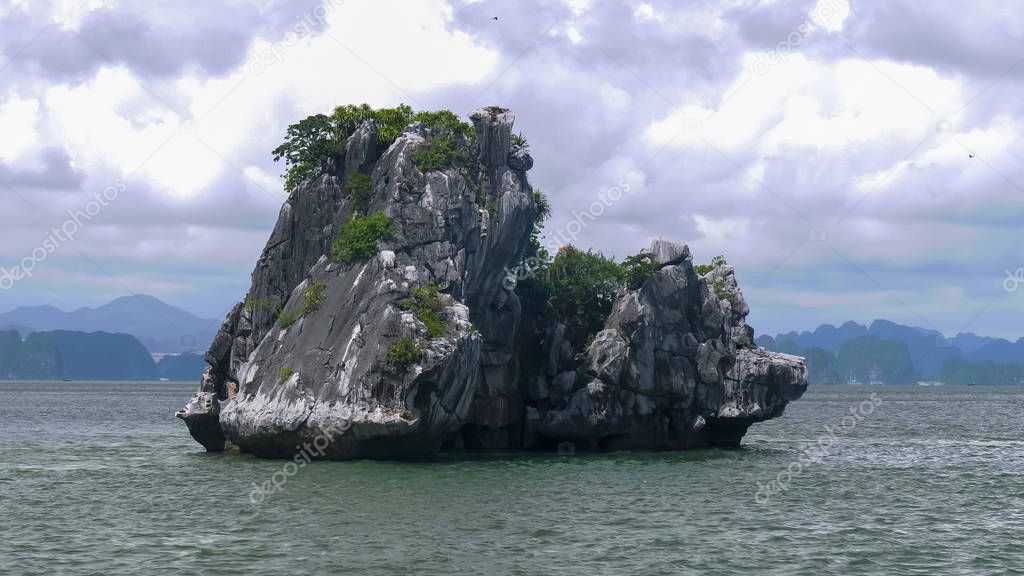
xmin=179 ymin=110 xmax=806 ymax=459
xmin=179 ymin=106 xmax=536 ymax=459
xmin=551 ymin=371 xmax=578 ymax=401
xmin=534 ymin=239 xmax=807 ymax=449
xmin=586 ymin=329 xmax=628 ymax=385
xmin=648 ymin=239 xmax=690 ymax=266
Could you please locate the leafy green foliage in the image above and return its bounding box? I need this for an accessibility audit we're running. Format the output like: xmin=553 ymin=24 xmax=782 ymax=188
xmin=411 ymin=136 xmax=464 ymax=173
xmin=245 ymin=297 xmax=271 ymax=313
xmin=327 ymin=103 xmax=420 ymax=146
xmin=350 ymin=104 xmax=415 ymax=143
xmin=695 ymin=254 xmax=728 ymax=275
xmin=300 ymin=281 xmax=326 ymax=316
xmin=545 ymin=246 xmax=624 ymax=348
xmin=272 ymin=113 xmax=338 ymax=193
xmin=513 ymin=190 xmax=554 ymax=313
xmin=387 ymin=336 xmax=423 ymax=372
xmin=408 ymin=110 xmax=474 ymax=173
xmin=331 ymin=212 xmax=395 ymax=265
xmin=273 ymin=104 xmax=473 ymax=192
xmin=510 ymin=132 xmax=529 ymax=152
xmin=524 ymin=190 xmax=552 ymax=263
xmin=712 ymin=278 xmax=739 ymax=306
xmin=346 ymin=171 xmax=373 ymax=206
xmin=532 ymin=190 xmax=551 ymax=223
xmin=277 ymin=310 xmax=297 ymax=328
xmin=278 ymin=367 xmax=295 ymax=384
xmin=621 ymin=252 xmax=658 ymax=290
xmin=412 ymin=109 xmax=473 ymax=139
xmin=401 ymin=282 xmax=447 ymax=338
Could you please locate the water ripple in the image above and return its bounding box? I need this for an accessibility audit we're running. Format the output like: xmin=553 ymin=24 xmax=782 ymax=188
xmin=1 ymin=382 xmax=1023 ymax=574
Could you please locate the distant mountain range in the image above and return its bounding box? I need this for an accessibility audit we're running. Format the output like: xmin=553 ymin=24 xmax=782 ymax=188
xmin=2 ymin=300 xmax=1020 ymax=386
xmin=758 ymin=320 xmax=1024 ymax=386
xmin=0 ymin=329 xmax=205 ymax=381
xmin=0 ymin=295 xmax=218 ymax=353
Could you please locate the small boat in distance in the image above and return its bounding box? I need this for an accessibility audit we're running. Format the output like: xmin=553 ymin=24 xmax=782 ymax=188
xmin=62 ymin=378 xmax=72 ymax=382
xmin=917 ymin=381 xmax=946 ymax=387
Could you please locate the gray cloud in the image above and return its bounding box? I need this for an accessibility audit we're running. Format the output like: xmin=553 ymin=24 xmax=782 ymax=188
xmin=0 ymin=0 xmax=329 ymax=84
xmin=1 ymin=0 xmax=1023 ymax=340
xmin=0 ymin=148 xmax=85 ymax=190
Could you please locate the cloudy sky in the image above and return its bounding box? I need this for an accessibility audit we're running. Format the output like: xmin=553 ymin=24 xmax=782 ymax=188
xmin=1 ymin=0 xmax=1022 ymax=339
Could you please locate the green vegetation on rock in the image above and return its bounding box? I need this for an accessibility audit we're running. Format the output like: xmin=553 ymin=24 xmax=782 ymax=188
xmin=300 ymin=281 xmax=326 ymax=316
xmin=245 ymin=297 xmax=271 ymax=313
xmin=510 ymin=132 xmax=529 ymax=153
xmin=713 ymin=278 xmax=739 ymax=307
xmin=273 ymin=104 xmax=474 ymax=192
xmin=346 ymin=171 xmax=373 ymax=206
xmin=545 ymin=246 xmax=624 ymax=348
xmin=621 ymin=252 xmax=658 ymax=290
xmin=411 ymin=136 xmax=464 ymax=173
xmin=278 ymin=367 xmax=295 ymax=384
xmin=401 ymin=282 xmax=447 ymax=338
xmin=277 ymin=309 xmax=297 ymax=329
xmin=387 ymin=336 xmax=423 ymax=372
xmin=331 ymin=212 xmax=395 ymax=265
xmin=527 ymin=190 xmax=551 ymax=262
xmin=412 ymin=109 xmax=474 ymax=139
xmin=272 ymin=113 xmax=338 ymax=193
xmin=695 ymin=255 xmax=727 ymax=276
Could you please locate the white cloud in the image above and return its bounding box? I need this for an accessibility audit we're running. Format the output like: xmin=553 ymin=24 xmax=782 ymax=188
xmin=810 ymin=0 xmax=850 ymax=32
xmin=0 ymin=97 xmax=40 ymax=160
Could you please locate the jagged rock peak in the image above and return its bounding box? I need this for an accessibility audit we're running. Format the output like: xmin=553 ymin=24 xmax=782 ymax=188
xmin=470 ymin=106 xmax=515 ymax=168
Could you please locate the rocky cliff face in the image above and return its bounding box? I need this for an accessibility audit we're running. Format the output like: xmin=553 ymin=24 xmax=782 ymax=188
xmin=178 ymin=106 xmax=807 ymax=459
xmin=517 ymin=240 xmax=807 ymax=450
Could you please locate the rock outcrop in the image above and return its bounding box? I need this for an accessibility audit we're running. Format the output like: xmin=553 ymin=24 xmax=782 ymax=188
xmin=178 ymin=107 xmax=807 ymax=459
xmin=518 ymin=240 xmax=807 ymax=450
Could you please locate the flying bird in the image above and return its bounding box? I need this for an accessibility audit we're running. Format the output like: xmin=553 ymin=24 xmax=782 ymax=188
xmin=493 ymin=16 xmax=498 ymax=20
xmin=969 ymin=154 xmax=975 ymax=159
